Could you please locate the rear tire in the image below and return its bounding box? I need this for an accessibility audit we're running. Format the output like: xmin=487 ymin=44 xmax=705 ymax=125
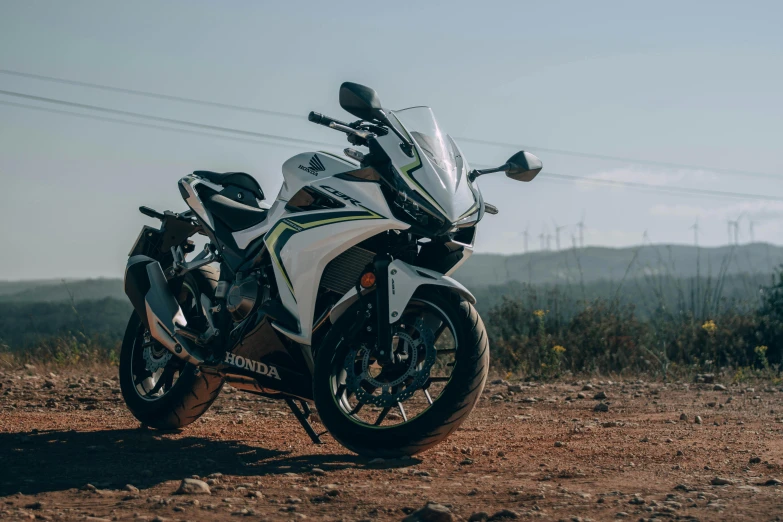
xmin=119 ymin=266 xmax=224 ymax=430
xmin=313 ymin=288 xmax=489 ymax=457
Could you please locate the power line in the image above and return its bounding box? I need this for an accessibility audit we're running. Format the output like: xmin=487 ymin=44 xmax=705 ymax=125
xmin=457 ymin=136 xmax=781 ymax=180
xmin=544 ymin=172 xmax=783 ymax=202
xmin=3 ymin=92 xmax=783 ymax=203
xmin=1 ymin=68 xmax=779 ymax=181
xmin=0 ymin=68 xmax=303 ymax=121
xmin=0 ymin=88 xmax=340 ymax=150
xmin=471 ymin=163 xmax=783 ymax=202
xmin=0 ymin=100 xmax=338 ymax=152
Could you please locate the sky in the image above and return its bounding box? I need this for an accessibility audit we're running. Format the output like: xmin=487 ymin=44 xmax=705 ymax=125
xmin=1 ymin=0 xmax=782 ymax=280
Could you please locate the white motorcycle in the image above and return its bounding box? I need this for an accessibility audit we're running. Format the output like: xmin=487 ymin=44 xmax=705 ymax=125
xmin=120 ymin=82 xmax=542 ymax=456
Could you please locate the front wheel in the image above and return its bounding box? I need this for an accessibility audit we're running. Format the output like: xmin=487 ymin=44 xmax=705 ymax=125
xmin=313 ymin=288 xmax=489 ymax=457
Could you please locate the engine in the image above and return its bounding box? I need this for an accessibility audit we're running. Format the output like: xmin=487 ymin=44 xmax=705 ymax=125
xmin=217 ymin=274 xmax=260 ymax=321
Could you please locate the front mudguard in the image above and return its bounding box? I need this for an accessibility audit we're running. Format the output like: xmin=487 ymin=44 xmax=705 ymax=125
xmin=330 ymin=259 xmax=475 ymax=324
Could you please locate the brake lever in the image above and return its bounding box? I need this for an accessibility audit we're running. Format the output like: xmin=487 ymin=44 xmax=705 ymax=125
xmin=328 ymin=122 xmax=373 ymax=141
xmin=484 ymin=203 xmax=499 ymax=215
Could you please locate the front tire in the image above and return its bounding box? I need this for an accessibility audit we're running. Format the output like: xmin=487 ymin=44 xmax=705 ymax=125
xmin=119 ymin=267 xmax=223 ymax=430
xmin=314 ymin=288 xmax=489 ymax=457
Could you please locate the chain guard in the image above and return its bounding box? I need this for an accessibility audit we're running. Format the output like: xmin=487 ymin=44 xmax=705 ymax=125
xmin=343 ymin=318 xmax=437 ymax=408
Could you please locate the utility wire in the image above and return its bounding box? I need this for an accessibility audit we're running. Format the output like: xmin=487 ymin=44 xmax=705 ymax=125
xmin=2 ymin=92 xmax=783 ymax=202
xmin=544 ymin=172 xmax=783 ymax=202
xmin=1 ymin=68 xmax=778 ymax=180
xmin=0 ymin=88 xmax=340 ymax=150
xmin=458 ymin=137 xmax=781 ymax=180
xmin=0 ymin=68 xmax=304 ymax=121
xmin=0 ymin=100 xmax=338 ymax=152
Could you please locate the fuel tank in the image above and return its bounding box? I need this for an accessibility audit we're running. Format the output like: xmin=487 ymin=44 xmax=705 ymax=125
xmin=278 ymin=151 xmax=357 ymax=202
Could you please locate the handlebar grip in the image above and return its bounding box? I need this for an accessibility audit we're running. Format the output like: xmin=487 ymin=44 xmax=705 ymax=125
xmin=308 ymin=111 xmax=327 ymax=124
xmin=139 ymin=206 xmax=165 ymax=220
xmin=308 ymin=111 xmax=350 ymax=128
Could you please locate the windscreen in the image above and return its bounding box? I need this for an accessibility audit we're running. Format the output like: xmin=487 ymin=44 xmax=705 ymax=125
xmin=390 ymin=107 xmax=458 ymax=182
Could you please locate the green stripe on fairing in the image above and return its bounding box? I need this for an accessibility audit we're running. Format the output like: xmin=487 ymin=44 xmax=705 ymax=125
xmin=264 ymin=209 xmax=385 ymax=300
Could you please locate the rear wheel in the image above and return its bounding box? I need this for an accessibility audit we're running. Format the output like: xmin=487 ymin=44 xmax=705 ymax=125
xmin=119 ymin=267 xmax=223 ymax=430
xmin=313 ymin=288 xmax=489 ymax=457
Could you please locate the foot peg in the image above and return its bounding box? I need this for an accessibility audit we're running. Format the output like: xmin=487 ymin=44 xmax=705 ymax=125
xmin=173 ymin=294 xmax=220 ymax=346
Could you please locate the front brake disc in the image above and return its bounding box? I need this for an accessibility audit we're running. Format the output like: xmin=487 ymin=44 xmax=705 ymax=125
xmin=343 ymin=318 xmax=436 ymax=408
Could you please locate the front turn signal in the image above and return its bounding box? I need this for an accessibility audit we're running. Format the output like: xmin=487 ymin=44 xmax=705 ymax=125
xmin=360 ymin=272 xmax=376 ymax=288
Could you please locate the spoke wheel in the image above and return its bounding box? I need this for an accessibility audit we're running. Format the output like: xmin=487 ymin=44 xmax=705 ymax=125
xmin=119 ymin=266 xmax=224 ymax=430
xmin=314 ymin=287 xmax=488 ymax=457
xmin=128 ymin=280 xmax=200 ymax=401
xmin=331 ymin=298 xmax=458 ymax=428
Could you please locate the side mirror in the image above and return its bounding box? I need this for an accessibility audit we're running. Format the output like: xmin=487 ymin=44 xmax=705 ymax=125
xmin=468 ymin=150 xmax=543 ymax=182
xmin=504 ymin=151 xmax=543 ymax=182
xmin=339 ymin=82 xmax=384 ymax=121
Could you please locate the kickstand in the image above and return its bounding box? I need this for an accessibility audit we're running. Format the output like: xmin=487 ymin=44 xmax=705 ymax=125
xmin=284 ymin=398 xmax=323 ymax=444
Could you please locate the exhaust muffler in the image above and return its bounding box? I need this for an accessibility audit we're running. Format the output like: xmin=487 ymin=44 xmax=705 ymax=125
xmin=124 ymin=255 xmax=203 ymax=365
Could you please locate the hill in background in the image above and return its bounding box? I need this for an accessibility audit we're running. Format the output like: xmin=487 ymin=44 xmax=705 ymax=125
xmin=1 ymin=244 xmax=781 ymax=304
xmin=0 ymin=278 xmax=125 ymax=303
xmin=453 ymin=243 xmax=783 ymax=288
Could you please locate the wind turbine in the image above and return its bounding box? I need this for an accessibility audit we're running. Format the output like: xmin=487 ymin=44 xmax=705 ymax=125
xmin=727 ymin=219 xmax=739 ymax=245
xmin=552 ymin=219 xmax=567 ymax=251
xmin=576 ymin=211 xmax=586 ymax=248
xmin=523 ymin=225 xmax=530 ymax=253
xmin=538 ymin=231 xmax=545 ymax=251
xmin=690 ymin=218 xmax=699 ymax=247
xmin=749 ymin=220 xmax=756 ymax=243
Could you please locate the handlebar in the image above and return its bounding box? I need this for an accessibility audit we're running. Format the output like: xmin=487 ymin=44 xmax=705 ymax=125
xmin=309 ymin=111 xmax=375 ymax=145
xmin=308 ymin=111 xmax=350 ymax=128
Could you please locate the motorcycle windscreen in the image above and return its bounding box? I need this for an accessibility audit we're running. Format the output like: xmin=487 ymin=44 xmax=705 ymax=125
xmin=390 ymin=107 xmax=477 ymax=223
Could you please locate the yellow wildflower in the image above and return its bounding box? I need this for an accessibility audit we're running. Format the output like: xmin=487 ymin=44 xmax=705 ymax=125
xmin=533 ymin=309 xmax=546 ymax=318
xmin=755 ymin=345 xmax=768 ymax=357
xmin=553 ymin=345 xmax=566 ymax=354
xmin=702 ymin=320 xmax=717 ymax=334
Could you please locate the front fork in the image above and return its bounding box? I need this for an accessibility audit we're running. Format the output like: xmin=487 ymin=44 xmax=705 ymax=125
xmin=373 ymin=254 xmax=394 ymax=365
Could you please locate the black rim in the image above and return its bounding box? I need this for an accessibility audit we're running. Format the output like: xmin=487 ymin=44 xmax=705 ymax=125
xmin=329 ymin=298 xmax=457 ymax=428
xmin=129 ymin=280 xmax=198 ymax=401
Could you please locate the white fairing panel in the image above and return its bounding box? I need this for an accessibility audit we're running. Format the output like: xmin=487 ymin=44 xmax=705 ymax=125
xmin=387 ymin=259 xmax=475 ymax=323
xmin=230 ymin=151 xmax=359 ymax=250
xmin=279 ymin=151 xmax=358 ymax=201
xmin=261 ymin=159 xmax=410 ymax=344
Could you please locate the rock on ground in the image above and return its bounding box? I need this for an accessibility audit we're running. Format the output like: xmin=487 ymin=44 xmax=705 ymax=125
xmin=402 ymin=502 xmax=454 ymax=522
xmin=176 ymin=478 xmax=211 ymax=495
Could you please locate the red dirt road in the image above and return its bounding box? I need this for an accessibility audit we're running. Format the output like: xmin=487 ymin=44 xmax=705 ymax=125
xmin=2 ymin=368 xmax=783 ymax=521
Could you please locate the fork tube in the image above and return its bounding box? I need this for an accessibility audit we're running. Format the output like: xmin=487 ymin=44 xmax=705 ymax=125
xmin=374 ymin=254 xmax=392 ymax=365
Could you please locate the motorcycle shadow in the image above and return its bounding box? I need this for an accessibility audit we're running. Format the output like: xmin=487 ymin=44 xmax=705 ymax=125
xmin=0 ymin=428 xmax=421 ymax=496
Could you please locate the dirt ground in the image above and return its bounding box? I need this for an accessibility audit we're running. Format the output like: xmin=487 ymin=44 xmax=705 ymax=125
xmin=2 ymin=367 xmax=783 ymax=521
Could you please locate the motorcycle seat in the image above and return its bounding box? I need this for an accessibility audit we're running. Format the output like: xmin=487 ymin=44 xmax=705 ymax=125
xmin=193 ymin=171 xmax=265 ymax=201
xmin=203 ymin=193 xmax=268 ymax=232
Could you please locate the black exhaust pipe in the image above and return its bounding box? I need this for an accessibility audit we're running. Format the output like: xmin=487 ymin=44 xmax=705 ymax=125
xmin=124 ymin=255 xmax=203 ymax=365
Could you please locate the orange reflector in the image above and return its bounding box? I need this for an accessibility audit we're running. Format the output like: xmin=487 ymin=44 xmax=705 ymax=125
xmin=360 ymin=272 xmax=376 ymax=288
